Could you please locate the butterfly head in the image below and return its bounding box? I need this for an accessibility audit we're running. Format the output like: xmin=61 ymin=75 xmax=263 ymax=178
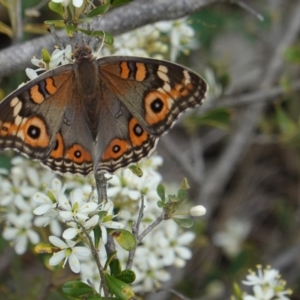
xmin=73 ymin=45 xmax=94 ymax=63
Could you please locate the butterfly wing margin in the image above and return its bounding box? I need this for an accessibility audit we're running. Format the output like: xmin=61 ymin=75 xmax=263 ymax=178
xmin=0 ymin=65 xmax=77 ymax=160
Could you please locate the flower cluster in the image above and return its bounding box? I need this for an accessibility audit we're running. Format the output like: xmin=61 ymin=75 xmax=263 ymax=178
xmin=242 ymin=265 xmax=292 ymax=300
xmin=102 ymin=18 xmax=197 ymax=61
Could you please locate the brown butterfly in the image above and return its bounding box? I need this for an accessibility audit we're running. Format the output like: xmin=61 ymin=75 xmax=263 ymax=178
xmin=0 ymin=45 xmax=207 ymax=175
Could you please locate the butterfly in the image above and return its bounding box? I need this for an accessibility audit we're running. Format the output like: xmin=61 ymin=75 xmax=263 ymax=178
xmin=0 ymin=45 xmax=208 ymax=176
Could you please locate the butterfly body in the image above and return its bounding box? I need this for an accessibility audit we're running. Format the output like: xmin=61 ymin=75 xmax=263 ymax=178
xmin=0 ymin=45 xmax=207 ymax=175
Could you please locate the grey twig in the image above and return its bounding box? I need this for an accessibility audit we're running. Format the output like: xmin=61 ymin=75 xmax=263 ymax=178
xmin=126 ymin=196 xmax=145 ymax=270
xmin=0 ymin=0 xmax=228 ymax=78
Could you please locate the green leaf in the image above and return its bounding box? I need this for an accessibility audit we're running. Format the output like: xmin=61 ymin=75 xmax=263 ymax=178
xmin=44 ymin=20 xmax=65 ymax=26
xmin=104 ymin=272 xmax=135 ymax=300
xmin=34 ymin=243 xmax=55 ymax=254
xmin=48 ymin=2 xmax=64 ymax=17
xmin=110 ymin=0 xmax=133 ymax=8
xmin=104 ymin=251 xmax=117 ymax=270
xmin=93 ymin=225 xmax=102 ymax=249
xmin=180 ymin=178 xmax=190 ymax=190
xmin=77 ymin=28 xmax=114 ymax=45
xmin=129 ymin=165 xmax=143 ymax=177
xmin=110 ymin=229 xmax=136 ymax=251
xmin=87 ymin=5 xmax=109 ymax=18
xmin=157 ymin=200 xmax=164 ymax=208
xmin=156 ymin=184 xmax=165 ymax=202
xmin=176 ymin=188 xmax=186 ymax=204
xmin=62 ymin=281 xmax=94 ymax=297
xmin=109 ymin=258 xmax=122 ymax=276
xmin=65 ymin=23 xmax=76 ymax=37
xmin=172 ymin=217 xmax=193 ymax=228
xmin=116 ymin=270 xmax=136 ymax=284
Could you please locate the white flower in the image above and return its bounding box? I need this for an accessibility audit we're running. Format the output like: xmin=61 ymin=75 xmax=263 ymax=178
xmin=27 ymin=45 xmax=73 ymax=79
xmin=58 ymin=188 xmax=98 ymax=221
xmin=62 ymin=214 xmax=99 ymax=239
xmin=242 ymin=265 xmax=293 ymax=300
xmin=98 ymin=200 xmax=124 ymax=244
xmin=51 ymin=0 xmax=84 ymax=8
xmin=33 ymin=178 xmax=66 ymax=215
xmin=3 ymin=213 xmax=40 ymax=254
xmin=49 ymin=236 xmax=90 ymax=273
xmin=213 ymin=218 xmax=251 ymax=257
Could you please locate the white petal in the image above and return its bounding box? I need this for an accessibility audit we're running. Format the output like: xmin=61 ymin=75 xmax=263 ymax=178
xmin=175 ymin=246 xmax=192 ymax=260
xmin=59 ymin=211 xmax=73 ymax=220
xmin=25 ymin=68 xmax=38 ymax=80
xmin=177 ymin=231 xmax=195 ymax=245
xmin=33 ymin=192 xmax=51 ymax=204
xmin=15 ymin=236 xmax=28 ymax=255
xmin=74 ymin=246 xmax=91 ymax=257
xmin=27 ymin=230 xmax=40 ymax=244
xmin=33 ymin=204 xmax=52 ymax=215
xmin=49 ymin=250 xmax=66 ymax=266
xmin=72 ymin=0 xmax=83 ymax=7
xmin=49 ymin=236 xmax=67 ymax=248
xmin=63 ymin=228 xmax=78 ymax=239
xmin=69 ymin=253 xmax=80 ymax=273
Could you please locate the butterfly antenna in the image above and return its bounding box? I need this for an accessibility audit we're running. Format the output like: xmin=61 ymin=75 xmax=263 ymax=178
xmin=94 ymin=31 xmax=106 ymax=58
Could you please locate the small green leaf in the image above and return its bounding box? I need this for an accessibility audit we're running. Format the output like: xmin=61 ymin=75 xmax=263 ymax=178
xmin=156 ymin=184 xmax=165 ymax=202
xmin=77 ymin=28 xmax=114 ymax=45
xmin=44 ymin=20 xmax=65 ymax=26
xmin=65 ymin=23 xmax=76 ymax=37
xmin=129 ymin=165 xmax=143 ymax=177
xmin=109 ymin=258 xmax=122 ymax=276
xmin=62 ymin=281 xmax=94 ymax=297
xmin=232 ymin=282 xmax=243 ymax=300
xmin=110 ymin=229 xmax=136 ymax=251
xmin=48 ymin=2 xmax=64 ymax=17
xmin=34 ymin=243 xmax=55 ymax=254
xmin=87 ymin=5 xmax=109 ymax=18
xmin=110 ymin=0 xmax=133 ymax=8
xmin=157 ymin=200 xmax=164 ymax=208
xmin=93 ymin=225 xmax=102 ymax=249
xmin=172 ymin=217 xmax=193 ymax=228
xmin=104 ymin=251 xmax=117 ymax=270
xmin=116 ymin=270 xmax=136 ymax=284
xmin=176 ymin=188 xmax=186 ymax=204
xmin=180 ymin=178 xmax=190 ymax=190
xmin=104 ymin=272 xmax=135 ymax=300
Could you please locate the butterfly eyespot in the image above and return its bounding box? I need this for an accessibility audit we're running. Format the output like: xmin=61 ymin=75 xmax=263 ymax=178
xmin=1 ymin=125 xmax=8 ymax=132
xmin=133 ymin=124 xmax=143 ymax=137
xmin=113 ymin=145 xmax=121 ymax=153
xmin=151 ymin=98 xmax=164 ymax=113
xmin=27 ymin=125 xmax=41 ymax=139
xmin=74 ymin=150 xmax=82 ymax=158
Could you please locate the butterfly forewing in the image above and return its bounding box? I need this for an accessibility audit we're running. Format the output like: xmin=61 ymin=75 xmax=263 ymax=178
xmin=98 ymin=56 xmax=208 ymax=137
